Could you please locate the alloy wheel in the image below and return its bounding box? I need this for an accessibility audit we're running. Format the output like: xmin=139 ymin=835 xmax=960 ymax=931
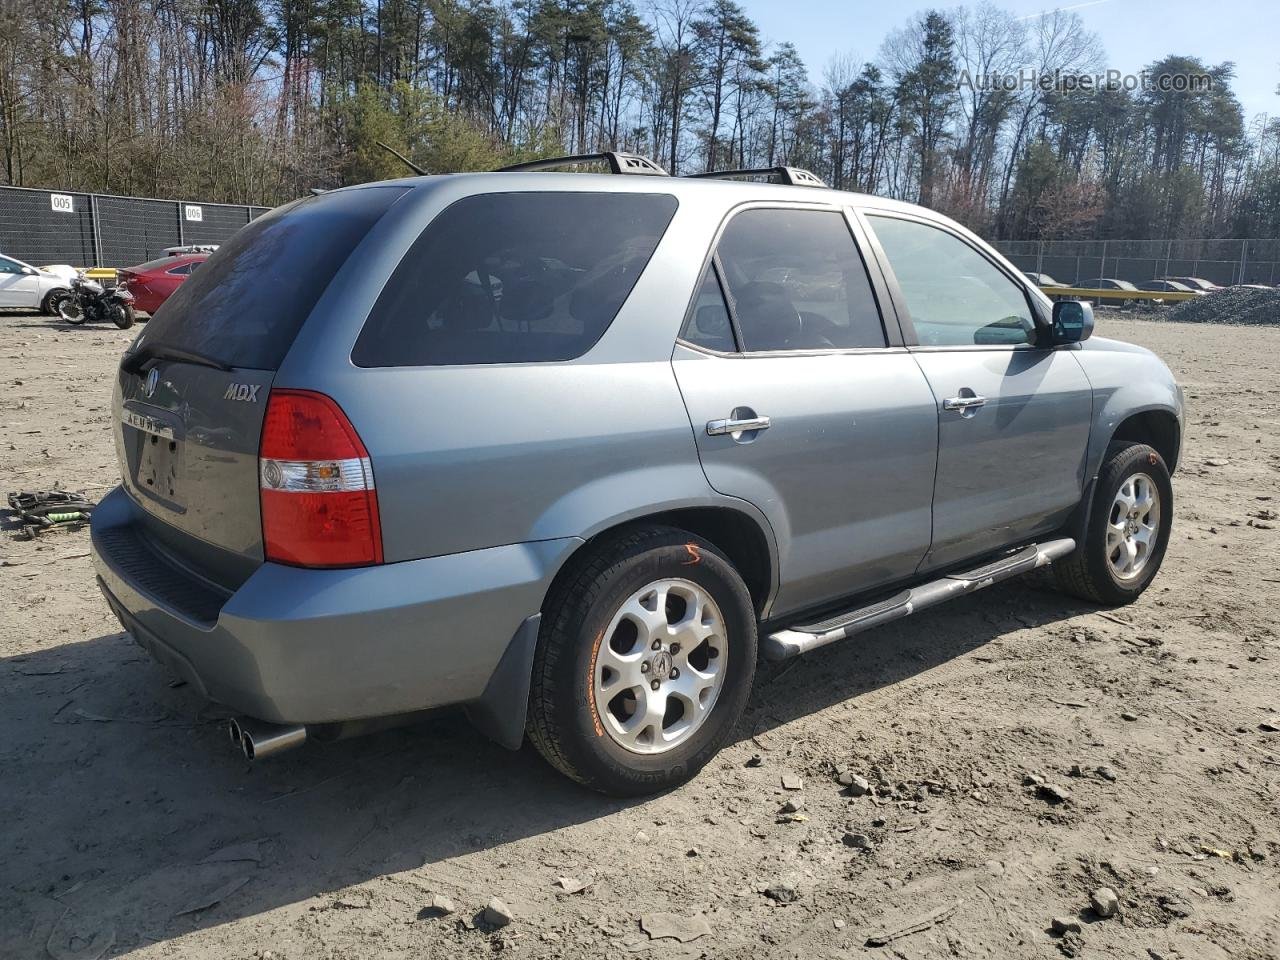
xmin=592 ymin=578 xmax=728 ymax=755
xmin=1106 ymin=472 xmax=1161 ymax=580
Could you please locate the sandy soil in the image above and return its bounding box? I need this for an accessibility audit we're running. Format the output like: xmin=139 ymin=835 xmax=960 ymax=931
xmin=1 ymin=312 xmax=1278 ymax=960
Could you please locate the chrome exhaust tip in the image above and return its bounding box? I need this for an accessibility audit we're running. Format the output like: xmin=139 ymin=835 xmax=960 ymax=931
xmin=234 ymin=717 xmax=307 ymax=761
xmin=228 ymin=717 xmax=243 ymax=747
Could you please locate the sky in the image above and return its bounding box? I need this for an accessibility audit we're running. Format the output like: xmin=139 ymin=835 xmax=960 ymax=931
xmin=744 ymin=0 xmax=1279 ymax=127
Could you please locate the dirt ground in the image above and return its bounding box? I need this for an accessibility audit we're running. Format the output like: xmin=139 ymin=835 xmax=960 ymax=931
xmin=1 ymin=311 xmax=1278 ymax=960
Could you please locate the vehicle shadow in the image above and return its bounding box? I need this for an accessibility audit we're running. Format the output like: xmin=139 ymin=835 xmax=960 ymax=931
xmin=10 ymin=319 xmax=140 ymax=332
xmin=0 ymin=577 xmax=1090 ymax=957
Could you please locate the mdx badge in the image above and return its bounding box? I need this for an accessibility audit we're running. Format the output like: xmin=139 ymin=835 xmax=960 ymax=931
xmin=224 ymin=383 xmax=261 ymax=402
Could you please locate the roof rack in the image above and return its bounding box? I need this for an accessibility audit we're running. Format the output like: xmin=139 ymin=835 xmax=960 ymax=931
xmin=686 ymin=166 xmax=827 ymax=188
xmin=497 ymin=152 xmax=668 ymax=177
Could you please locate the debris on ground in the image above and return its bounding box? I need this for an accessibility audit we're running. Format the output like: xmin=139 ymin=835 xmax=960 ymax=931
xmin=836 ymin=769 xmax=871 ymax=795
xmin=422 ymin=894 xmax=456 ymax=917
xmin=761 ymin=880 xmax=800 ymax=904
xmin=45 ymin=911 xmax=115 ymax=960
xmin=5 ymin=489 xmax=94 ymax=539
xmin=1050 ymin=916 xmax=1083 ymax=935
xmin=864 ymin=899 xmax=961 ymax=947
xmin=842 ymin=831 xmax=874 ymax=851
xmin=1036 ymin=782 xmax=1072 ymax=805
xmin=173 ymin=876 xmax=253 ymax=917
xmin=1157 ymin=893 xmax=1193 ymax=918
xmin=482 ymin=897 xmax=514 ymax=928
xmin=199 ymin=839 xmax=267 ymax=864
xmin=639 ymin=912 xmax=712 ymax=943
xmin=1089 ymin=887 xmax=1120 ymax=919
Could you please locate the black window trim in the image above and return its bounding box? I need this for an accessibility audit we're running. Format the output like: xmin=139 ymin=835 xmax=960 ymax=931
xmin=674 ymin=199 xmax=903 ymax=360
xmin=857 ymin=207 xmax=1053 ymax=353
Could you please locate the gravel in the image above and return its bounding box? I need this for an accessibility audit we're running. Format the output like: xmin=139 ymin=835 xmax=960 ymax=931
xmin=1166 ymin=286 xmax=1280 ymax=325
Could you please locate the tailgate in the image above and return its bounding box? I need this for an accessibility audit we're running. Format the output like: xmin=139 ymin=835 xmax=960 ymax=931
xmin=107 ymin=185 xmax=410 ymax=587
xmin=115 ymin=362 xmax=273 ymax=578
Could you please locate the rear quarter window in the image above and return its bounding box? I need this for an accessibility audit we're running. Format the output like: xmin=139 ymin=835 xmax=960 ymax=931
xmin=352 ymin=192 xmax=679 ymax=367
xmin=138 ymin=186 xmax=409 ymax=370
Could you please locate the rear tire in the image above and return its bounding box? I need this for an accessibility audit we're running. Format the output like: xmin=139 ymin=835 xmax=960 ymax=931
xmin=527 ymin=525 xmax=757 ymax=796
xmin=1054 ymin=442 xmax=1173 ymax=605
xmin=113 ymin=304 xmax=136 ymax=329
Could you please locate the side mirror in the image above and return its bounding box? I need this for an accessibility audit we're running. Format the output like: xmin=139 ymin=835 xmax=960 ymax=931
xmin=22 ymin=266 xmax=37 ymax=275
xmin=1051 ymin=299 xmax=1094 ymax=345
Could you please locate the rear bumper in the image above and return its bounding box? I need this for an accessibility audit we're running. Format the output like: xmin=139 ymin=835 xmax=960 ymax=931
xmin=129 ymin=290 xmax=164 ymax=314
xmin=91 ymin=485 xmax=578 ymax=728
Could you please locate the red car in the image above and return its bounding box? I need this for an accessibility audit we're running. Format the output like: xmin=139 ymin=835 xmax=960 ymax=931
xmin=118 ymin=254 xmax=208 ymax=314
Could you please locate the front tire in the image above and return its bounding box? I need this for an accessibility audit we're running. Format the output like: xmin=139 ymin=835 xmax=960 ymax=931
xmin=527 ymin=526 xmax=757 ymax=796
xmin=112 ymin=304 xmax=136 ymax=329
xmin=1055 ymin=442 xmax=1173 ymax=605
xmin=58 ymin=299 xmax=87 ymax=324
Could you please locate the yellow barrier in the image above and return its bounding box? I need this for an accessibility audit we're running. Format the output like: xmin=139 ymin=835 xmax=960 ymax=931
xmin=1038 ymin=285 xmax=1202 ymax=303
xmin=82 ymin=267 xmax=118 ymax=281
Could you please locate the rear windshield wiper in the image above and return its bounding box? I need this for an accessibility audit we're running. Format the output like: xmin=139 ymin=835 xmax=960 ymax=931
xmin=120 ymin=342 xmax=232 ymax=375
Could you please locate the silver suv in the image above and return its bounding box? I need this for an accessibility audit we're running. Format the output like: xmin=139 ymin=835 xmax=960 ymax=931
xmin=91 ymin=155 xmax=1183 ymax=795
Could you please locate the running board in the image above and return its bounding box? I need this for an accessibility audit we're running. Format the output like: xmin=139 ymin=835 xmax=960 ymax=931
xmin=762 ymin=538 xmax=1076 ymax=661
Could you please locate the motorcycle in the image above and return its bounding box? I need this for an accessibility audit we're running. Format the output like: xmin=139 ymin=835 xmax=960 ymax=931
xmin=59 ymin=272 xmax=136 ymax=329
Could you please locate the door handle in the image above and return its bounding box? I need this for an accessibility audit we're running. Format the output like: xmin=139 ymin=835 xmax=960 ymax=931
xmin=706 ymin=415 xmax=771 ymax=436
xmin=942 ymin=395 xmax=986 ymax=412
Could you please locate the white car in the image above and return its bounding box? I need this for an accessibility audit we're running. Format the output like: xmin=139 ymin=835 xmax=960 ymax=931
xmin=0 ymin=254 xmax=78 ymax=314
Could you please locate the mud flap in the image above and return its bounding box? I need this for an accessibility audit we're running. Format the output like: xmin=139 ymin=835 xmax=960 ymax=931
xmin=465 ymin=613 xmax=541 ymax=750
xmin=1065 ymin=476 xmax=1097 ymax=545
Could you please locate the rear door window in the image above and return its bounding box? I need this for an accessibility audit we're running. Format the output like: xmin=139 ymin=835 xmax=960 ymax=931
xmin=712 ymin=208 xmax=887 ymax=352
xmin=137 ymin=186 xmax=409 ymax=370
xmin=352 ymin=192 xmax=679 ymax=367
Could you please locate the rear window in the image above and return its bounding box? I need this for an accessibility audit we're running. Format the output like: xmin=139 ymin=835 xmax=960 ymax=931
xmin=352 ymin=192 xmax=679 ymax=367
xmin=138 ymin=186 xmax=408 ymax=370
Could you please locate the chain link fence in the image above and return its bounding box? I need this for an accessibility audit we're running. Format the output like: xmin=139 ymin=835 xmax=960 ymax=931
xmin=994 ymin=238 xmax=1280 ymax=288
xmin=4 ymin=186 xmax=1277 ymax=288
xmin=0 ymin=185 xmax=270 ymax=267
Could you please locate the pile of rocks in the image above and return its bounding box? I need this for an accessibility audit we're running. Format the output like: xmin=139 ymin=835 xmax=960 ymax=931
xmin=1167 ymin=285 xmax=1280 ymax=326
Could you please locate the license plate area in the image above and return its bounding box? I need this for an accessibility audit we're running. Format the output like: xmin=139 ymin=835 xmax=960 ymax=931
xmin=122 ymin=409 xmax=186 ymax=510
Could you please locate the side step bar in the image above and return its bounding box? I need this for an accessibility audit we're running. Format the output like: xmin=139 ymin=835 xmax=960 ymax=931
xmin=762 ymin=538 xmax=1076 ymax=661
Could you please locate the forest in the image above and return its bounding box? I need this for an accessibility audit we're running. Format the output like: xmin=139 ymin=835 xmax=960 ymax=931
xmin=1 ymin=0 xmax=1278 ymax=241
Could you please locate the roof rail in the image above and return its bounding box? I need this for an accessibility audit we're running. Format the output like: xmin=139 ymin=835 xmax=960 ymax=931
xmin=686 ymin=166 xmax=827 ymax=188
xmin=497 ymin=152 xmax=669 ymax=177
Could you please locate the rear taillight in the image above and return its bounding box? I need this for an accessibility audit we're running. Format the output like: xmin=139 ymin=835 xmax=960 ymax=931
xmin=259 ymin=389 xmax=383 ymax=568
